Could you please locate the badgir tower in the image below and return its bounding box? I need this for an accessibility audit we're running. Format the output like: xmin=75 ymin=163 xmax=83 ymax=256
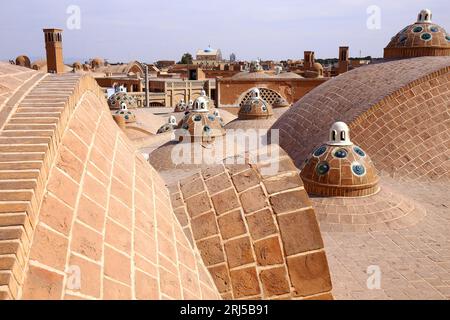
xmin=0 ymin=8 xmax=449 ymax=301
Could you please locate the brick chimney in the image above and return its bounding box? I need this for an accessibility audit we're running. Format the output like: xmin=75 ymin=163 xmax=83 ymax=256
xmin=43 ymin=28 xmax=64 ymax=74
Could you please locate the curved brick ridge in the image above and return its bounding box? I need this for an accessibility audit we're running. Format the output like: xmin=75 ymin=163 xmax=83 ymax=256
xmin=312 ymin=184 xmax=426 ymax=232
xmin=169 ymin=150 xmax=333 ymax=300
xmin=0 ymin=65 xmax=220 ymax=300
xmin=270 ymin=57 xmax=450 ymax=182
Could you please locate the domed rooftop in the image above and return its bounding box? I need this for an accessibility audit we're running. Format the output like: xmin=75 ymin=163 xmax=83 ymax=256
xmin=272 ymin=96 xmax=290 ymax=108
xmin=300 ymin=122 xmax=380 ymax=197
xmin=270 ymin=56 xmax=450 ymax=182
xmin=157 ymin=115 xmax=178 ymax=134
xmin=384 ymin=9 xmax=450 ymax=59
xmin=177 ymin=93 xmax=225 ymax=143
xmin=174 ymin=99 xmax=187 ymax=112
xmin=112 ymin=108 xmax=136 ymax=124
xmin=107 ymin=87 xmax=137 ymax=110
xmin=237 ymin=88 xmax=273 ymax=120
xmin=15 ymin=55 xmax=31 ymax=68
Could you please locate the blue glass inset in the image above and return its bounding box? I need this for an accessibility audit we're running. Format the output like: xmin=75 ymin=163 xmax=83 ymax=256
xmin=316 ymin=162 xmax=330 ymax=175
xmin=334 ymin=149 xmax=348 ymax=159
xmin=352 ymin=164 xmax=366 ymax=176
xmin=313 ymin=145 xmax=327 ymax=157
xmin=354 ymin=146 xmax=366 ymax=157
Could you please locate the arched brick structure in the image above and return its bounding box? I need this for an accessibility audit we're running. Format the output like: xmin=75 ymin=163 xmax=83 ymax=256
xmin=238 ymin=88 xmax=284 ymax=107
xmin=270 ymin=57 xmax=450 ymax=182
xmin=169 ymin=151 xmax=333 ymax=300
xmin=0 ymin=62 xmax=220 ymax=300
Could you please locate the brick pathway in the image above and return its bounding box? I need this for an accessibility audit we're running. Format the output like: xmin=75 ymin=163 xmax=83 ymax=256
xmin=323 ymin=178 xmax=450 ymax=300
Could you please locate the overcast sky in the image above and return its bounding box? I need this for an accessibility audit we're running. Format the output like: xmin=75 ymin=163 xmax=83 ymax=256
xmin=0 ymin=0 xmax=448 ymax=63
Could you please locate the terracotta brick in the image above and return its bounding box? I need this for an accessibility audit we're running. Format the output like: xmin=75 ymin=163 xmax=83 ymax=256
xmin=160 ymin=268 xmax=181 ymax=299
xmin=205 ymin=173 xmax=233 ymax=195
xmin=135 ymin=270 xmax=159 ymax=300
xmin=61 ymin=130 xmax=88 ymax=163
xmin=211 ymin=189 xmax=240 ymax=215
xmin=180 ymin=177 xmax=205 ymax=199
xmin=71 ymin=221 xmax=103 ymax=261
xmin=105 ymin=218 xmax=131 ymax=253
xmin=56 ymin=146 xmax=84 ymax=183
xmin=68 ymin=254 xmax=101 ymax=298
xmin=110 ymin=178 xmax=131 ymax=207
xmin=286 ymin=251 xmax=332 ymax=297
xmin=217 ymin=210 xmax=247 ymax=240
xmin=224 ymin=237 xmax=254 ymax=268
xmin=185 ymin=192 xmax=212 ymax=217
xmin=196 ymin=236 xmax=225 ymax=266
xmin=47 ymin=168 xmax=79 ymax=208
xmin=29 ymin=224 xmax=68 ymax=271
xmin=263 ymin=173 xmax=303 ymax=194
xmin=39 ymin=193 xmax=73 ymax=236
xmin=277 ymin=209 xmax=324 ymax=256
xmin=230 ymin=267 xmax=261 ymax=298
xmin=191 ymin=212 xmax=218 ymax=240
xmin=135 ymin=209 xmax=155 ymax=234
xmin=22 ymin=265 xmax=63 ymax=300
xmin=135 ymin=228 xmax=157 ymax=262
xmin=231 ymin=169 xmax=260 ymax=193
xmin=104 ymin=246 xmax=131 ymax=285
xmin=202 ymin=165 xmax=225 ymax=179
xmin=108 ymin=196 xmax=132 ymax=230
xmin=246 ymin=209 xmax=278 ymax=240
xmin=253 ymin=236 xmax=284 ymax=266
xmin=179 ymin=264 xmax=200 ymax=295
xmin=82 ymin=174 xmax=107 ymax=208
xmin=208 ymin=264 xmax=231 ymax=293
xmin=240 ymin=186 xmax=267 ymax=214
xmin=173 ymin=207 xmax=189 ymax=227
xmin=76 ymin=195 xmax=106 ymax=233
xmin=103 ymin=278 xmax=132 ymax=300
xmin=260 ymin=267 xmax=290 ymax=297
xmin=269 ymin=190 xmax=312 ymax=214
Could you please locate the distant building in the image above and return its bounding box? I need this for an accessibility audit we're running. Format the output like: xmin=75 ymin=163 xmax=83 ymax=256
xmin=230 ymin=53 xmax=236 ymax=62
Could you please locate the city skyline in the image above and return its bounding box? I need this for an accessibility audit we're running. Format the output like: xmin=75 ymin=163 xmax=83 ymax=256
xmin=1 ymin=0 xmax=449 ymax=63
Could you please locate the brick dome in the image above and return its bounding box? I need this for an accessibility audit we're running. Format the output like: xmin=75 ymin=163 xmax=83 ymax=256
xmin=384 ymin=9 xmax=450 ymax=59
xmin=237 ymin=88 xmax=273 ymax=120
xmin=177 ymin=95 xmax=225 ymax=143
xmin=300 ymin=122 xmax=380 ymax=197
xmin=174 ymin=99 xmax=187 ymax=112
xmin=112 ymin=108 xmax=136 ymax=124
xmin=15 ymin=55 xmax=31 ymax=68
xmin=107 ymin=91 xmax=137 ymax=110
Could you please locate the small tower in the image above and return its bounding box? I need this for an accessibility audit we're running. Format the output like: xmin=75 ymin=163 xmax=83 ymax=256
xmin=43 ymin=28 xmax=64 ymax=74
xmin=338 ymin=46 xmax=349 ymax=74
xmin=303 ymin=51 xmax=315 ymax=69
xmin=417 ymin=9 xmax=432 ymax=23
xmin=328 ymin=121 xmax=351 ymax=146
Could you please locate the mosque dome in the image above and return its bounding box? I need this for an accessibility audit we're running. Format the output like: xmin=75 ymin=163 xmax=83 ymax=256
xmin=384 ymin=9 xmax=450 ymax=59
xmin=107 ymin=89 xmax=137 ymax=110
xmin=15 ymin=55 xmax=31 ymax=68
xmin=300 ymin=122 xmax=380 ymax=197
xmin=176 ymin=94 xmax=225 ymax=143
xmin=237 ymin=88 xmax=273 ymax=120
xmin=204 ymin=46 xmax=213 ymax=53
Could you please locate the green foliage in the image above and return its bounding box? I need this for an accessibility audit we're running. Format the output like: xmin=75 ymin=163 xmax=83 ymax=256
xmin=178 ymin=53 xmax=193 ymax=65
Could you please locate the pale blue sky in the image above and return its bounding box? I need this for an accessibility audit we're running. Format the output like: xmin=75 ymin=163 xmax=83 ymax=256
xmin=0 ymin=0 xmax=448 ymax=63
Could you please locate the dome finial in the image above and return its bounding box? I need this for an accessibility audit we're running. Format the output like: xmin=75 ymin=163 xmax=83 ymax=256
xmin=417 ymin=9 xmax=432 ymax=23
xmin=328 ymin=122 xmax=352 ymax=146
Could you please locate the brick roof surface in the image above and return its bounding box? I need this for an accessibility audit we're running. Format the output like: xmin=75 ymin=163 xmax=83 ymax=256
xmin=0 ymin=62 xmax=220 ymax=300
xmin=271 ymin=56 xmax=450 ymax=181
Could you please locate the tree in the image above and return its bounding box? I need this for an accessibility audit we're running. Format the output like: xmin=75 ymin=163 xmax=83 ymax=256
xmin=178 ymin=53 xmax=193 ymax=65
